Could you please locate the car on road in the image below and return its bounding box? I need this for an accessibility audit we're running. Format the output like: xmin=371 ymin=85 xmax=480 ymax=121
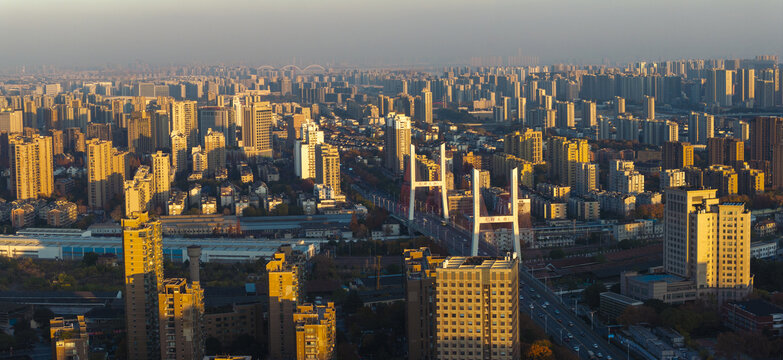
xmin=568 ymin=321 xmax=574 ymax=327
xmin=606 ymin=356 xmax=613 ymax=360
xmin=593 ymin=343 xmax=599 ymax=349
xmin=573 ymin=346 xmax=579 ymax=352
xmin=597 ymin=352 xmax=603 ymax=358
xmin=567 ymin=333 xmax=573 ymax=339
xmin=554 ymin=309 xmax=560 ymax=315
xmin=539 ymin=313 xmax=545 ymax=318
xmin=519 ymin=295 xmax=524 ymax=300
xmin=529 ymin=304 xmax=534 ymax=309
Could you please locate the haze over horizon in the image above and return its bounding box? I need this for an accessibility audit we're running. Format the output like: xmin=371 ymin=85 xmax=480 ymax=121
xmin=2 ymin=0 xmax=782 ymax=69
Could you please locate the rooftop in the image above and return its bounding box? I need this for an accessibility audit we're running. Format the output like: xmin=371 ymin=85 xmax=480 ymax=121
xmin=726 ymin=299 xmax=783 ymax=316
xmin=630 ymin=273 xmax=686 ymax=284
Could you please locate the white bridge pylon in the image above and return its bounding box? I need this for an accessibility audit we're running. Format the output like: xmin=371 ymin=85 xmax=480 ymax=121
xmin=408 ymin=143 xmax=449 ymax=222
xmin=471 ymin=168 xmax=520 ymax=257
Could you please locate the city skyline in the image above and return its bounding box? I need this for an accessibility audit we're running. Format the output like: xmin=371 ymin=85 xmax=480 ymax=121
xmin=2 ymin=0 xmax=782 ymax=69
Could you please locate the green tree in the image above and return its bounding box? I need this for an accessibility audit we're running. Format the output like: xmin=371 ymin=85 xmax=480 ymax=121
xmin=82 ymin=252 xmax=99 ymax=266
xmin=549 ymin=248 xmax=565 ymax=259
xmin=583 ymin=282 xmax=606 ymax=308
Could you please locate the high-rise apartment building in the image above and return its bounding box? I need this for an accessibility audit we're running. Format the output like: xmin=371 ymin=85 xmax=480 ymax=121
xmin=609 ymin=160 xmax=645 ymax=194
xmin=151 ymin=151 xmax=171 ymax=210
xmin=198 ymin=107 xmax=229 ymax=146
xmin=688 ymin=112 xmax=714 ymax=145
xmin=384 ymin=113 xmax=412 ymax=175
xmin=294 ymin=121 xmax=324 ymax=179
xmin=434 ymin=255 xmax=519 ymax=360
xmin=615 ymin=115 xmax=640 ymax=142
xmin=663 ymin=189 xmax=751 ymax=303
xmin=0 ymin=109 xmax=23 ymax=133
xmin=123 ymin=212 xmax=164 ymax=360
xmin=574 ymin=162 xmax=599 ymax=195
xmin=50 ymin=316 xmax=89 ymax=360
xmin=707 ymin=137 xmax=744 ymax=166
xmin=640 ymin=119 xmax=678 ymax=146
xmin=170 ymin=131 xmax=188 ymax=175
xmin=418 ymin=89 xmax=433 ymax=124
xmin=644 ymin=95 xmax=655 ymax=119
xmin=9 ymin=135 xmax=53 ymax=200
xmin=158 ymin=278 xmax=204 ymax=360
xmin=404 ymin=248 xmax=446 ymax=360
xmin=614 ymin=96 xmax=626 ymax=115
xmin=128 ymin=112 xmax=153 ymax=154
xmin=293 ymin=303 xmax=336 ymax=360
xmin=204 ymin=129 xmax=226 ymax=175
xmin=503 ymin=129 xmax=542 ymax=164
xmin=581 ymin=100 xmax=596 ymax=128
xmin=555 ymin=101 xmax=575 ymax=129
xmin=243 ymin=102 xmax=273 ymax=157
xmin=547 ymin=136 xmax=590 ymax=187
xmin=286 ymin=114 xmax=307 ymax=147
xmin=125 ymin=166 xmax=153 ymax=216
xmin=315 ymin=143 xmax=340 ymax=194
xmin=171 ymin=101 xmax=198 ymax=149
xmin=704 ymin=165 xmax=738 ymax=197
xmin=660 ymin=169 xmax=686 ymax=190
xmin=267 ymin=249 xmax=302 ymax=359
xmin=662 ymin=141 xmax=694 ymax=170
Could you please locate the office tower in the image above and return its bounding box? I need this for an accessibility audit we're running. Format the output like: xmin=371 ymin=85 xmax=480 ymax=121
xmin=644 ymin=95 xmax=655 ymax=119
xmin=23 ymin=100 xmax=36 ymax=128
xmin=204 ymin=129 xmax=226 ymax=175
xmin=315 ymin=143 xmax=340 ymax=194
xmin=125 ymin=166 xmax=153 ymax=216
xmin=755 ymin=79 xmax=775 ymax=108
xmin=267 ymin=249 xmax=301 ymax=359
xmin=598 ymin=116 xmax=612 ymax=140
xmin=419 ymin=89 xmax=433 ymax=124
xmin=404 ymin=248 xmax=445 ymax=360
xmin=609 ymin=160 xmax=645 ymax=194
xmin=243 ymin=102 xmax=273 ymax=157
xmin=663 ymin=189 xmax=751 ymax=303
xmin=198 ymin=107 xmax=229 ymax=146
xmin=0 ymin=109 xmax=23 ymax=133
xmin=581 ymin=100 xmax=596 ymax=128
xmin=171 ymin=101 xmax=198 ymax=149
xmin=50 ymin=316 xmax=89 ymax=360
xmin=503 ymin=129 xmax=542 ymax=164
xmin=384 ymin=113 xmax=412 ymax=175
xmin=379 ymin=95 xmax=395 ymax=116
xmin=614 ymin=96 xmax=625 ymax=115
xmin=294 ymin=121 xmax=324 ymax=179
xmin=660 ymin=169 xmax=686 ymax=190
xmin=547 ymin=136 xmax=590 ymax=187
xmin=640 ymin=119 xmax=678 ymax=146
xmin=734 ymin=120 xmax=749 ymax=141
xmin=435 ymin=255 xmax=519 ymax=360
xmin=286 ymin=113 xmax=307 ymax=147
xmin=87 ymin=139 xmax=127 ymax=209
xmin=615 ymin=115 xmax=640 ymax=142
xmin=737 ymin=68 xmax=755 ymax=105
xmin=151 ymin=151 xmax=171 ymax=210
xmin=555 ymin=101 xmax=575 ymax=129
xmin=662 ymin=141 xmax=694 ymax=170
xmin=707 ymin=137 xmax=744 ymax=166
xmin=688 ymin=112 xmax=714 ymax=145
xmin=122 ymin=212 xmax=163 ymax=360
xmin=150 ymin=110 xmax=170 ymax=150
xmin=515 ymin=97 xmax=526 ymax=123
xmin=293 ymin=303 xmax=336 ymax=360
xmin=158 ymin=278 xmax=204 ymax=360
xmin=574 ymin=162 xmax=599 ymax=195
xmin=171 ymin=131 xmax=188 ymax=175
xmin=128 ymin=113 xmax=153 ymax=154
xmin=9 ymin=135 xmax=53 ymax=200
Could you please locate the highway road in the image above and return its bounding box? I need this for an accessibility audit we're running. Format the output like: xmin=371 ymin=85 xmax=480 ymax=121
xmin=520 ymin=266 xmax=626 ymax=360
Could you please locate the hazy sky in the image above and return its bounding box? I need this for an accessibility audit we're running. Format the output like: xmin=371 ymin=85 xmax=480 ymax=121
xmin=2 ymin=0 xmax=782 ymax=68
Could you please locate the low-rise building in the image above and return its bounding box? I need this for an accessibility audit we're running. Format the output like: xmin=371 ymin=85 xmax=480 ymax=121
xmin=750 ymin=240 xmax=778 ymax=259
xmin=722 ymin=299 xmax=783 ymax=337
xmin=599 ymin=292 xmax=642 ymax=321
xmin=50 ymin=315 xmax=89 ymax=360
